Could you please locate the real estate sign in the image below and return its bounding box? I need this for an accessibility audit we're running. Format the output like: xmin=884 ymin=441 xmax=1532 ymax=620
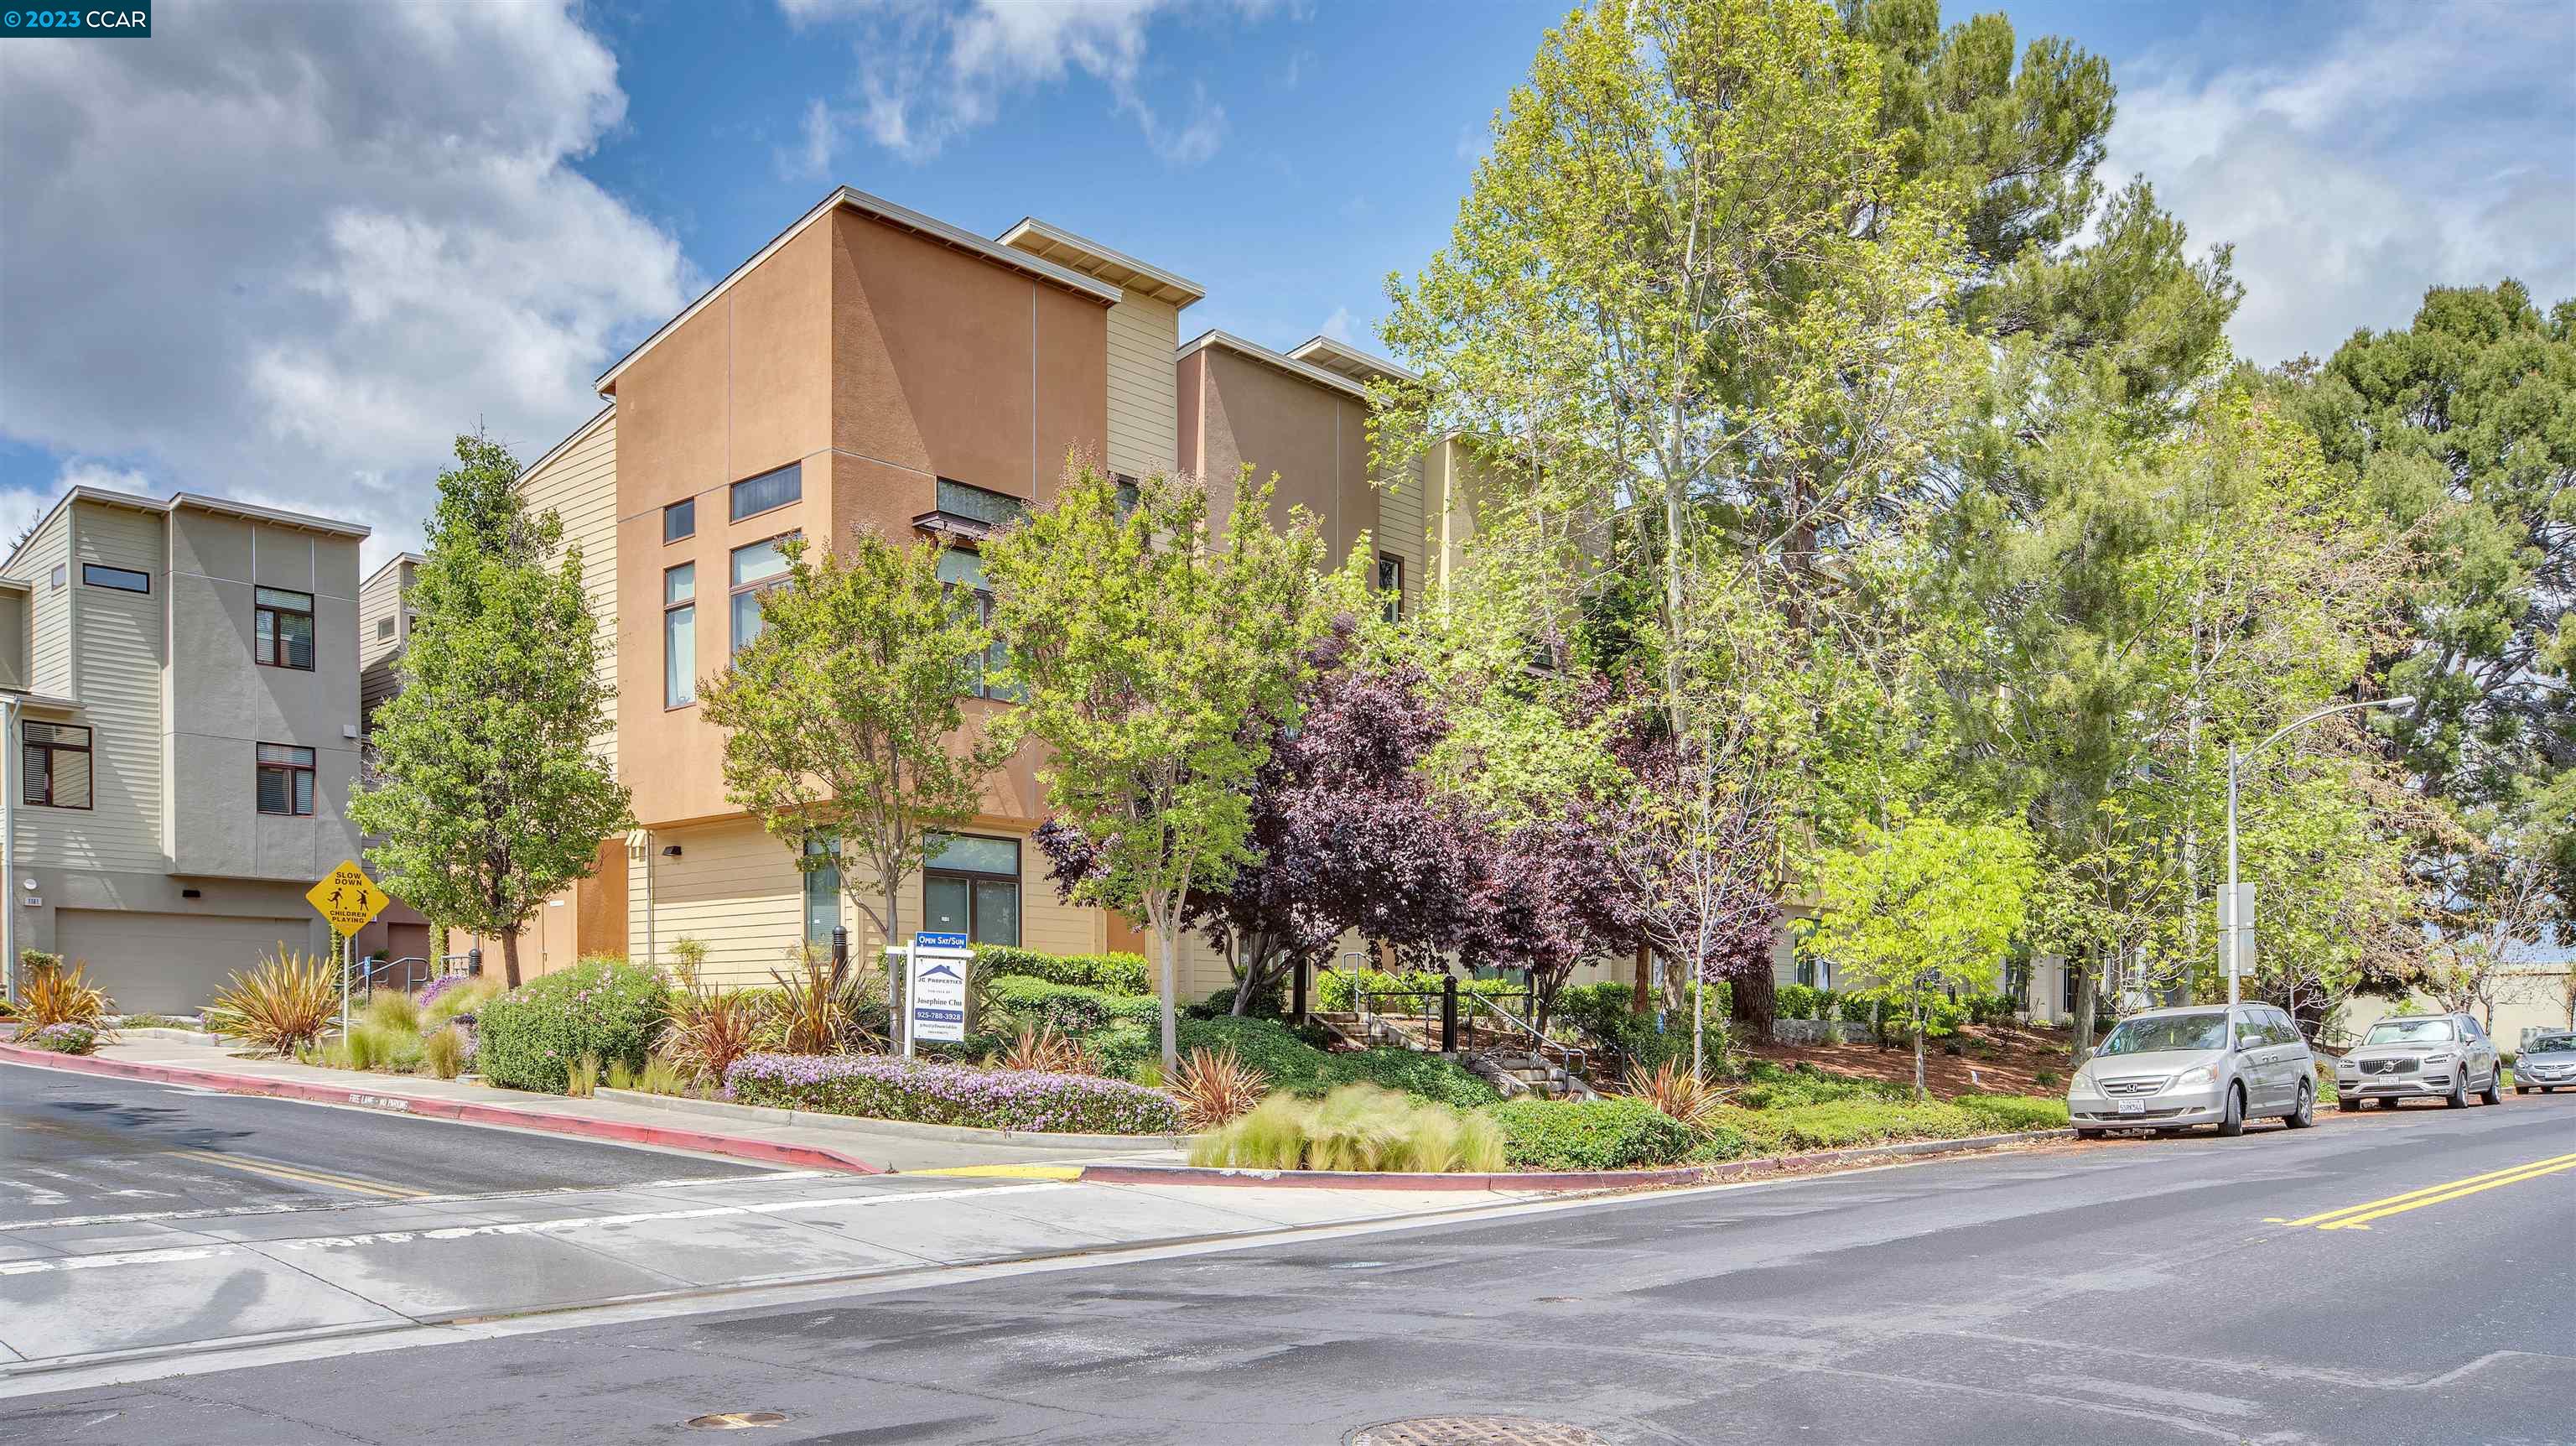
xmin=907 ymin=931 xmax=970 ymax=1048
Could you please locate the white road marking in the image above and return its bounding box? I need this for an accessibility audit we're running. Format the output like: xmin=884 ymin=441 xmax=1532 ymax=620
xmin=0 ymin=1170 xmax=817 ymax=1233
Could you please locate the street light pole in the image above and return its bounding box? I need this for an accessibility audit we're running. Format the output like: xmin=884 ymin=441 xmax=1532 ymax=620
xmin=2224 ymin=695 xmax=2413 ymax=1004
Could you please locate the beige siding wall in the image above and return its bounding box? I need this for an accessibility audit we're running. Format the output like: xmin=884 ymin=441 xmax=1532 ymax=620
xmin=11 ymin=510 xmax=74 ymax=697
xmin=1375 ymin=450 xmax=1427 ymax=618
xmin=517 ymin=408 xmax=620 ymax=768
xmin=1105 ymin=292 xmax=1179 ymax=477
xmin=51 ymin=503 xmax=168 ymax=873
xmin=356 ymin=560 xmax=411 ymax=722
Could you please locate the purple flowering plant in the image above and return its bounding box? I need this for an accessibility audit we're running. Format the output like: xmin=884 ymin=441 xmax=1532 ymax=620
xmin=727 ymin=1052 xmax=1181 ymax=1136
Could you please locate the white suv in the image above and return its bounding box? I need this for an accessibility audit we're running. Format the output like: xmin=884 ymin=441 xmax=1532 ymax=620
xmin=2335 ymin=1012 xmax=2504 ymax=1110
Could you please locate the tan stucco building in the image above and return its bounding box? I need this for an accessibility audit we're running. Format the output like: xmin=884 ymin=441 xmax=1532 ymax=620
xmin=0 ymin=487 xmax=371 ymax=1012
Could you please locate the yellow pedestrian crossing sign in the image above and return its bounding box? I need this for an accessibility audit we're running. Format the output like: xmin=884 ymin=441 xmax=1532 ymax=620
xmin=308 ymin=859 xmax=391 ymax=934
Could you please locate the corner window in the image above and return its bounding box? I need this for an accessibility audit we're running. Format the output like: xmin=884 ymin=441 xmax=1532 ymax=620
xmin=663 ymin=497 xmax=695 ymax=544
xmin=375 ymin=616 xmax=396 ymax=642
xmin=730 ymin=463 xmax=802 ymax=523
xmin=663 ymin=563 xmax=697 ymax=708
xmin=256 ymin=742 xmax=316 ymax=817
xmin=81 ymin=563 xmax=150 ymax=594
xmin=255 ymin=587 xmax=316 ymax=669
xmin=729 ymin=535 xmax=795 ymax=654
xmin=23 ymin=721 xmax=92 ymax=809
xmin=922 ymin=832 xmax=1020 ymax=947
xmin=1377 ymin=554 xmax=1405 ymax=622
xmin=936 ymin=549 xmax=1013 ymax=700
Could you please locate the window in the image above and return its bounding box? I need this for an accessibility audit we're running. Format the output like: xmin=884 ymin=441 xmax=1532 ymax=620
xmin=729 ymin=537 xmax=794 ymax=654
xmin=375 ymin=616 xmax=396 ymax=642
xmin=730 ymin=463 xmax=802 ymax=523
xmin=663 ymin=563 xmax=697 ymax=707
xmin=81 ymin=563 xmax=150 ymax=594
xmin=49 ymin=564 xmax=64 ymax=591
xmin=255 ymin=586 xmax=315 ymax=669
xmin=934 ymin=477 xmax=1027 ymax=530
xmin=256 ymin=743 xmax=316 ymax=816
xmin=663 ymin=497 xmax=696 ymax=543
xmin=2060 ymin=964 xmax=2077 ymax=1014
xmin=23 ymin=721 xmax=91 ymax=809
xmin=922 ymin=832 xmax=1020 ymax=946
xmin=803 ymin=839 xmax=840 ymax=948
xmin=936 ymin=549 xmax=1014 ymax=700
xmin=1377 ymin=554 xmax=1405 ymax=622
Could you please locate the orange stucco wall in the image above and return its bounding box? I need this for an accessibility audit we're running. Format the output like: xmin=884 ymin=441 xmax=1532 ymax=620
xmin=1179 ymin=346 xmax=1379 ymax=563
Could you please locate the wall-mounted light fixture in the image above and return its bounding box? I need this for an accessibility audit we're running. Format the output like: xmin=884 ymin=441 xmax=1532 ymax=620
xmin=182 ymin=888 xmax=202 ymax=899
xmin=662 ymin=845 xmax=683 ymax=857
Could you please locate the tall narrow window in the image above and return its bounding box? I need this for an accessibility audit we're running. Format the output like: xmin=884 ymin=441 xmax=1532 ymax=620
xmin=1376 ymin=554 xmax=1405 ymax=623
xmin=729 ymin=536 xmax=794 ymax=654
xmin=256 ymin=743 xmax=316 ymax=816
xmin=256 ymin=587 xmax=315 ymax=669
xmin=663 ymin=563 xmax=697 ymax=707
xmin=662 ymin=497 xmax=695 ymax=544
xmin=23 ymin=721 xmax=91 ymax=809
xmin=936 ymin=549 xmax=1012 ymax=700
xmin=730 ymin=463 xmax=802 ymax=523
xmin=803 ymin=838 xmax=841 ymax=949
xmin=922 ymin=832 xmax=1021 ymax=946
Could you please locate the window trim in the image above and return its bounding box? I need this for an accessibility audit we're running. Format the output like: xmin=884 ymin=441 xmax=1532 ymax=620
xmin=729 ymin=463 xmax=803 ymax=524
xmin=255 ymin=742 xmax=317 ymax=818
xmin=255 ymin=586 xmax=318 ymax=671
xmin=23 ymin=720 xmax=93 ymax=811
xmin=80 ymin=563 xmax=151 ymax=595
xmin=922 ymin=832 xmax=1022 ymax=946
xmin=48 ymin=564 xmax=65 ymax=591
xmin=728 ymin=533 xmax=797 ymax=656
xmin=662 ymin=497 xmax=696 ymax=544
xmin=663 ymin=561 xmax=698 ymax=710
xmin=375 ymin=616 xmax=397 ymax=642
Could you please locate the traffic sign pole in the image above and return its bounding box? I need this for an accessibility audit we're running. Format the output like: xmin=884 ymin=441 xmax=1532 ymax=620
xmin=307 ymin=859 xmax=391 ymax=1042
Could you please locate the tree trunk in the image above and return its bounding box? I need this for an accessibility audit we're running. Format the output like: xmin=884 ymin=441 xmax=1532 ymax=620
xmin=1913 ymin=998 xmax=1928 ymax=1100
xmin=2073 ymin=952 xmax=2101 ymax=1068
xmin=1730 ymin=965 xmax=1774 ymax=1036
xmin=501 ymin=928 xmax=522 ymax=990
xmin=1147 ymin=901 xmax=1178 ymax=1078
xmin=1633 ymin=942 xmax=1653 ymax=1014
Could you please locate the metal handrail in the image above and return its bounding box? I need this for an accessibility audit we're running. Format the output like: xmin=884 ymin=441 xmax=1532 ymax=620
xmin=1460 ymin=989 xmax=1589 ymax=1081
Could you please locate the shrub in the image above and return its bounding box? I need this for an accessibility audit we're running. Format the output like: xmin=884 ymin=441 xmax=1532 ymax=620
xmin=1171 ymin=1045 xmax=1269 ymax=1128
xmin=1315 ymin=969 xmax=1535 ymax=1014
xmin=1189 ymin=1084 xmax=1504 ymax=1173
xmin=1312 ymin=1048 xmax=1502 ymax=1108
xmin=1623 ymin=1060 xmax=1728 ymax=1132
xmin=1490 ymin=1097 xmax=1696 ymax=1171
xmin=2033 ymin=1067 xmax=2063 ymax=1089
xmin=663 ymin=986 xmax=776 ymax=1085
xmin=340 ymin=1020 xmax=424 ymax=1074
xmin=25 ymin=1022 xmax=101 ymax=1055
xmin=1963 ymin=991 xmax=2019 ymax=1027
xmin=204 ymin=951 xmax=336 ymax=1058
xmin=1715 ymin=1098 xmax=1982 ymax=1156
xmin=985 ymin=976 xmax=1118 ymax=1033
xmin=667 ymin=936 xmax=709 ymax=990
xmin=474 ymin=957 xmax=669 ymax=1094
xmin=362 ymin=990 xmax=420 ymax=1033
xmin=727 ymin=1052 xmax=1182 ymax=1135
xmin=20 ymin=960 xmax=115 ymax=1030
xmin=1550 ymin=981 xmax=1725 ymax=1072
xmin=1687 ymin=1124 xmax=1751 ymax=1162
xmin=422 ymin=1024 xmax=467 ymax=1079
xmin=997 ymin=1023 xmax=1098 ymax=1075
xmin=1951 ymin=1094 xmax=2070 ymax=1132
xmin=771 ymin=948 xmax=883 ymax=1055
xmin=1731 ymin=1068 xmax=1903 ymax=1111
xmin=418 ymin=973 xmax=500 ymax=1023
xmin=974 ymin=945 xmax=1150 ymax=996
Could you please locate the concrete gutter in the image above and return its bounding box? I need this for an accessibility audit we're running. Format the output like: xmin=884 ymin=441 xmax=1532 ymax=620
xmin=592 ymin=1087 xmax=1197 ymax=1152
xmin=1079 ymin=1127 xmax=2075 ymax=1192
xmin=0 ymin=1043 xmax=886 ymax=1175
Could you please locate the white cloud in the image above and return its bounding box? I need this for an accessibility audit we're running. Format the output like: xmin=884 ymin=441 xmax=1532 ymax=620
xmin=786 ymin=96 xmax=841 ymax=179
xmin=2104 ymin=0 xmax=2576 ymax=366
xmin=0 ymin=0 xmax=692 ymax=567
xmin=786 ymin=0 xmax=1249 ymax=165
xmin=1319 ymin=305 xmax=1355 ymax=344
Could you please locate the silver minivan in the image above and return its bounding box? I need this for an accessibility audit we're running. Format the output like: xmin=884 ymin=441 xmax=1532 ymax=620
xmin=2068 ymin=1003 xmax=2319 ymax=1138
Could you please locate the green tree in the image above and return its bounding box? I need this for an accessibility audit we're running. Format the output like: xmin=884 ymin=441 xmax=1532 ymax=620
xmin=700 ymin=528 xmax=1010 ymax=960
xmin=983 ymin=463 xmax=1359 ymax=1073
xmin=1807 ymin=812 xmax=2038 ymax=1097
xmin=351 ymin=434 xmax=631 ymax=989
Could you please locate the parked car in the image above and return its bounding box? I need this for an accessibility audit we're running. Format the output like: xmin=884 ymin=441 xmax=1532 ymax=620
xmin=2513 ymin=1032 xmax=2576 ymax=1095
xmin=2068 ymin=1004 xmax=2318 ymax=1139
xmin=2334 ymin=1012 xmax=2503 ymax=1110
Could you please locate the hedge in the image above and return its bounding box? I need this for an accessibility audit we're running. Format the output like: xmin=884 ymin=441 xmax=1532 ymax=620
xmin=1713 ymin=1098 xmax=1984 ymax=1156
xmin=1488 ymin=1097 xmax=1696 ymax=1171
xmin=1088 ymin=1014 xmax=1334 ymax=1088
xmin=1312 ymin=1048 xmax=1503 ymax=1108
xmin=726 ymin=1051 xmax=1180 ymax=1135
xmin=1551 ymin=981 xmax=1727 ymax=1073
xmin=973 ymin=946 xmax=1150 ymax=996
xmin=473 ymin=957 xmax=668 ymax=1094
xmin=984 ymin=977 xmax=1141 ymax=1033
xmin=1314 ymin=969 xmax=1534 ymax=1014
xmin=1951 ymin=1093 xmax=2070 ymax=1132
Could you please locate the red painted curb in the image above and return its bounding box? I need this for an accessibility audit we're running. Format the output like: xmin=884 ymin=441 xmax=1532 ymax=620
xmin=0 ymin=1043 xmax=884 ymax=1175
xmin=1076 ymin=1163 xmax=1711 ymax=1191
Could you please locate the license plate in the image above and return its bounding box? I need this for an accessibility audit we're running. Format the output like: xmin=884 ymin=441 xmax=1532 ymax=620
xmin=2117 ymin=1100 xmax=2144 ymax=1116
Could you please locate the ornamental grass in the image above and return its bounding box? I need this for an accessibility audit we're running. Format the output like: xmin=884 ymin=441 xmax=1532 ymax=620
xmin=1188 ymin=1084 xmax=1504 ymax=1173
xmin=1170 ymin=1045 xmax=1269 ymax=1129
xmin=19 ymin=960 xmax=116 ymax=1032
xmin=1622 ymin=1059 xmax=1730 ymax=1132
xmin=202 ymin=949 xmax=335 ymax=1058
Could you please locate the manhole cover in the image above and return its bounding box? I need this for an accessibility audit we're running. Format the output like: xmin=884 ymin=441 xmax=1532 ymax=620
xmin=684 ymin=1412 xmax=789 ymax=1430
xmin=1349 ymin=1417 xmax=1607 ymax=1446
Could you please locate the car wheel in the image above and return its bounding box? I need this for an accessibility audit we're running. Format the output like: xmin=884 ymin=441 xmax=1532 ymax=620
xmin=2481 ymin=1072 xmax=2504 ymax=1106
xmin=2216 ymin=1084 xmax=2246 ymax=1137
xmin=2446 ymin=1072 xmax=2470 ymax=1109
xmin=2285 ymin=1082 xmax=2315 ymax=1129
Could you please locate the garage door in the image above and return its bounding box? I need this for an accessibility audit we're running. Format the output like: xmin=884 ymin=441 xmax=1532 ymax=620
xmin=54 ymin=910 xmax=313 ymax=1016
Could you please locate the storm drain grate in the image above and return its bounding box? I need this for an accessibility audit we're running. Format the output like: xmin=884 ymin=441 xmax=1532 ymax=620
xmin=1349 ymin=1417 xmax=1607 ymax=1446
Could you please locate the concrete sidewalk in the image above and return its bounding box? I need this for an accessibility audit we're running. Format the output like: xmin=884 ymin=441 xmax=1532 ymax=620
xmin=10 ymin=1038 xmax=1186 ymax=1174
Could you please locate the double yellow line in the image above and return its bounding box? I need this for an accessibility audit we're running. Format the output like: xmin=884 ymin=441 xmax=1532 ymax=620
xmin=2272 ymin=1152 xmax=2576 ymax=1231
xmin=169 ymin=1147 xmax=425 ymax=1200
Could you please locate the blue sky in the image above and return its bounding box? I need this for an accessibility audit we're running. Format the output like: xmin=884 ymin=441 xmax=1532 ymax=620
xmin=2 ymin=0 xmax=2569 ymax=567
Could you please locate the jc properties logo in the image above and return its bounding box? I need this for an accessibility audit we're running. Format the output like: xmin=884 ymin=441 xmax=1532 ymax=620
xmin=3 ymin=3 xmax=151 ymax=38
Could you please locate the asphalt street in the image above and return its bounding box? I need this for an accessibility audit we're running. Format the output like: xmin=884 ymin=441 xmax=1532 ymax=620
xmin=8 ymin=1087 xmax=2567 ymax=1446
xmin=0 ymin=1058 xmax=771 ymax=1222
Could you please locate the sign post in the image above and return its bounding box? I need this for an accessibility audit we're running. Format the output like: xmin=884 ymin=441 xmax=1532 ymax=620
xmin=905 ymin=932 xmax=969 ymax=1058
xmin=306 ymin=859 xmax=391 ymax=1038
